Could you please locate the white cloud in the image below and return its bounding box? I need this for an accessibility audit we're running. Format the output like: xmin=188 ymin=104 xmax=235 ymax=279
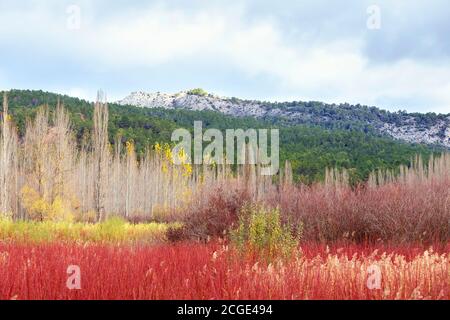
xmin=341 ymin=60 xmax=450 ymax=112
xmin=63 ymin=87 xmax=96 ymax=101
xmin=0 ymin=1 xmax=449 ymax=113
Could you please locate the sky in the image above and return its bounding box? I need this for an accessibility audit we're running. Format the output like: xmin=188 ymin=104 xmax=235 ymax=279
xmin=0 ymin=0 xmax=449 ymax=113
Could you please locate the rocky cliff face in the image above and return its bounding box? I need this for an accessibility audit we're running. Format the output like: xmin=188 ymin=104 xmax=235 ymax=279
xmin=118 ymin=91 xmax=450 ymax=148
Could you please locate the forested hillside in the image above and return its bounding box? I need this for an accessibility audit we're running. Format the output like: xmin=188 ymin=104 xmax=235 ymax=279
xmin=120 ymin=90 xmax=450 ymax=147
xmin=1 ymin=89 xmax=441 ymax=183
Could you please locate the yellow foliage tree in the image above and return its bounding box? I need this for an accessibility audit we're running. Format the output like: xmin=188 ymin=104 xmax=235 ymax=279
xmin=21 ymin=185 xmax=73 ymax=222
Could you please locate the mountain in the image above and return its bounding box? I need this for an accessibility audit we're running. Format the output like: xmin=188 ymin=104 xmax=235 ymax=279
xmin=118 ymin=90 xmax=450 ymax=148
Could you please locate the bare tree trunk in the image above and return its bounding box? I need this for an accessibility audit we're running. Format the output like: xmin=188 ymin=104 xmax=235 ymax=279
xmin=125 ymin=141 xmax=137 ymax=219
xmin=93 ymin=92 xmax=109 ymax=222
xmin=52 ymin=101 xmax=75 ymax=202
xmin=0 ymin=93 xmax=17 ymax=218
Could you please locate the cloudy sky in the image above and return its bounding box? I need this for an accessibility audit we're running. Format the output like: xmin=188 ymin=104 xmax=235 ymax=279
xmin=0 ymin=0 xmax=449 ymax=113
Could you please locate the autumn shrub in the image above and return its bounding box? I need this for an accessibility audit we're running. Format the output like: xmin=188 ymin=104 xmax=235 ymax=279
xmin=262 ymin=155 xmax=450 ymax=244
xmin=169 ymin=180 xmax=252 ymax=241
xmin=21 ymin=186 xmax=75 ymax=222
xmin=166 ymin=224 xmax=186 ymax=242
xmin=175 ymin=155 xmax=450 ymax=245
xmin=230 ymin=205 xmax=301 ymax=260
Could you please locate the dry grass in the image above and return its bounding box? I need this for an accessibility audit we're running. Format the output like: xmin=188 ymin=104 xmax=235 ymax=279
xmin=0 ymin=218 xmax=177 ymax=244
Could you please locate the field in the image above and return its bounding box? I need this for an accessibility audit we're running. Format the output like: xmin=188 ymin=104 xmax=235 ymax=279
xmin=0 ymin=242 xmax=448 ymax=300
xmin=0 ymin=97 xmax=449 ymax=301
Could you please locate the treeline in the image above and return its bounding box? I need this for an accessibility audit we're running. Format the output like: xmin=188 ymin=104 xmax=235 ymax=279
xmin=1 ymin=89 xmax=442 ymax=183
xmin=230 ymin=97 xmax=449 ymax=129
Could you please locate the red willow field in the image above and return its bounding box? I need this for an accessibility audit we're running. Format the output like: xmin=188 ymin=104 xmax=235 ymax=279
xmin=0 ymin=242 xmax=448 ymax=300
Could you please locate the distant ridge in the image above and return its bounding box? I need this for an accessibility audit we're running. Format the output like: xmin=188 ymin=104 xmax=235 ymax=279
xmin=118 ymin=90 xmax=450 ymax=148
